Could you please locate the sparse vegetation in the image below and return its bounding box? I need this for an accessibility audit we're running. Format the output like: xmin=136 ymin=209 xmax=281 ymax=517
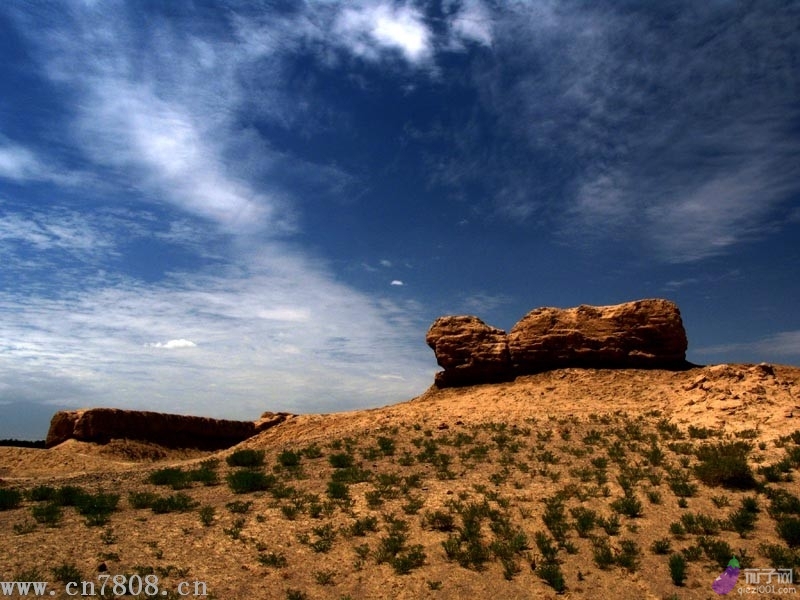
xmin=4 ymin=367 xmax=799 ymax=599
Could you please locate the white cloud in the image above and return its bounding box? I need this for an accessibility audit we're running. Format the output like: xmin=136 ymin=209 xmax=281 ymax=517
xmin=0 ymin=143 xmax=42 ymax=182
xmin=460 ymin=3 xmax=800 ymax=263
xmin=0 ymin=141 xmax=88 ymax=187
xmin=0 ymin=247 xmax=434 ymax=418
xmin=380 ymin=259 xmax=392 ymax=267
xmin=0 ymin=4 xmax=436 ymax=425
xmin=695 ymin=330 xmax=800 ymax=359
xmin=333 ymin=2 xmax=433 ymax=64
xmin=447 ymin=0 xmax=493 ymax=48
xmin=0 ymin=210 xmax=114 ymax=254
xmin=148 ymin=339 xmax=197 ymax=349
xmin=390 ymin=280 xmax=404 ymax=286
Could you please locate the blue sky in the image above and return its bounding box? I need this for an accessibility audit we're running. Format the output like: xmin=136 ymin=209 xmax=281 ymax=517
xmin=1 ymin=1 xmax=798 ymax=439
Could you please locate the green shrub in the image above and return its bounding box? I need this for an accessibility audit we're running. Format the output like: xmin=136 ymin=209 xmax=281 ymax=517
xmin=592 ymin=537 xmax=615 ymax=569
xmin=348 ymin=515 xmax=378 ymax=537
xmin=391 ymin=545 xmax=426 ymax=574
xmin=682 ymin=544 xmax=703 ymax=561
xmin=611 ymin=494 xmax=643 ymax=518
xmin=188 ymin=460 xmax=219 ymax=485
xmin=694 ymin=441 xmax=757 ymax=489
xmin=148 ymin=467 xmax=190 ymax=489
xmin=53 ymin=486 xmax=86 ymax=506
xmin=377 ymin=436 xmax=396 ymax=456
xmin=668 ymin=553 xmax=687 ymax=586
xmin=302 ymin=444 xmax=323 ymax=459
xmin=598 ymin=514 xmax=621 ymax=536
xmin=227 ymin=470 xmax=275 ymax=494
xmin=759 ymin=543 xmax=800 ymax=579
xmin=331 ymin=466 xmax=371 ymax=484
xmin=27 ymin=485 xmax=57 ymax=502
xmin=328 ymin=453 xmax=354 ymax=469
xmin=680 ymin=512 xmax=720 ymax=535
xmin=31 ymin=503 xmax=62 ymax=526
xmin=309 ymin=523 xmax=336 ymax=553
xmin=537 ymin=561 xmax=566 ymax=592
xmin=52 ymin=563 xmax=82 ymax=584
xmin=698 ymin=536 xmax=734 ymax=568
xmin=76 ymin=491 xmax=119 ymax=526
xmin=277 ymin=449 xmax=301 ymax=468
xmin=129 ymin=491 xmax=159 ymax=509
xmin=534 ymin=531 xmax=559 ymax=563
xmin=199 ymin=505 xmax=215 ymax=526
xmin=777 ymin=517 xmax=800 ymax=548
xmin=326 ymin=480 xmax=350 ymax=500
xmin=258 ymin=551 xmax=288 ymax=568
xmin=651 ymin=538 xmax=672 ymax=555
xmin=0 ymin=488 xmax=23 ymax=510
xmin=423 ymin=510 xmax=455 ymax=532
xmin=226 ymin=449 xmax=265 ymax=468
xmin=766 ymin=488 xmax=800 ymax=517
xmin=542 ymin=496 xmax=569 ymax=542
xmin=711 ymin=494 xmax=731 ymax=508
xmin=617 ymin=539 xmax=641 ymax=571
xmin=647 ymin=490 xmax=662 ymax=504
xmin=570 ymin=507 xmax=597 ymax=537
xmin=151 ymin=492 xmax=198 ymax=514
xmin=402 ymin=495 xmax=425 ymax=515
xmin=727 ymin=506 xmax=758 ymax=536
xmin=668 ymin=472 xmax=698 ymax=498
xmin=226 ymin=500 xmax=252 ymax=514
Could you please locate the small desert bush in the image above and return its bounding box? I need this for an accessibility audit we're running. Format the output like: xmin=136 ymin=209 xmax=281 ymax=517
xmin=651 ymin=538 xmax=672 ymax=555
xmin=570 ymin=507 xmax=597 ymax=537
xmin=52 ymin=563 xmax=82 ymax=585
xmin=151 ymin=492 xmax=198 ymax=514
xmin=226 ymin=449 xmax=265 ymax=468
xmin=694 ymin=441 xmax=757 ymax=489
xmin=277 ymin=449 xmax=302 ymax=468
xmin=199 ymin=505 xmax=215 ymax=526
xmin=27 ymin=485 xmax=57 ymax=502
xmin=328 ymin=453 xmax=354 ymax=469
xmin=129 ymin=491 xmax=159 ymax=509
xmin=680 ymin=512 xmax=720 ymax=535
xmin=31 ymin=503 xmax=63 ymax=526
xmin=227 ymin=470 xmax=275 ymax=494
xmin=76 ymin=491 xmax=119 ymax=526
xmin=258 ymin=551 xmax=288 ymax=568
xmin=537 ymin=561 xmax=566 ymax=593
xmin=668 ymin=553 xmax=687 ymax=586
xmin=0 ymin=488 xmax=23 ymax=510
xmin=148 ymin=467 xmax=190 ymax=489
xmin=226 ymin=500 xmax=252 ymax=514
xmin=423 ymin=510 xmax=456 ymax=532
xmin=777 ymin=517 xmax=800 ymax=548
xmin=611 ymin=493 xmax=643 ymax=518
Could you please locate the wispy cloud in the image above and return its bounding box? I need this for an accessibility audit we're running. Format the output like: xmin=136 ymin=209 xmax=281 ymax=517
xmin=0 ymin=3 xmax=437 ymax=422
xmin=390 ymin=280 xmax=405 ymax=286
xmin=695 ymin=330 xmax=800 ymax=360
xmin=447 ymin=2 xmax=800 ymax=263
xmin=0 ymin=252 xmax=434 ymax=417
xmin=445 ymin=0 xmax=494 ymax=49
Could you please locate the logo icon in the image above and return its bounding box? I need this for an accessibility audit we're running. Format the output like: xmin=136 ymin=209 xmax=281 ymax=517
xmin=712 ymin=556 xmax=741 ymax=595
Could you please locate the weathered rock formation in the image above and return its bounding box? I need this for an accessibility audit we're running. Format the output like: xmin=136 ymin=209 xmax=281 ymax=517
xmin=427 ymin=299 xmax=688 ymax=387
xmin=425 ymin=315 xmax=511 ymax=387
xmin=45 ymin=408 xmax=291 ymax=449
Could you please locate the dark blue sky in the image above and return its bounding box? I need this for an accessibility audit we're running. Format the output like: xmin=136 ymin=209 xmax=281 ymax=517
xmin=1 ymin=1 xmax=799 ymax=439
